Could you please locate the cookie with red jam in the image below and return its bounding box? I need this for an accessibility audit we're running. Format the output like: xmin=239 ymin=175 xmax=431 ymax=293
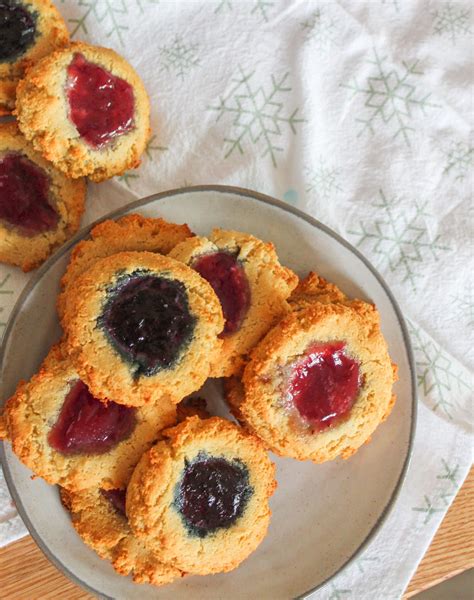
xmin=127 ymin=416 xmax=276 ymax=575
xmin=57 ymin=214 xmax=193 ymax=324
xmin=169 ymin=229 xmax=298 ymax=377
xmin=60 ymin=487 xmax=183 ymax=586
xmin=0 ymin=0 xmax=69 ymax=114
xmin=63 ymin=251 xmax=224 ymax=406
xmin=0 ymin=344 xmax=177 ymax=490
xmin=15 ymin=42 xmax=150 ymax=182
xmin=0 ymin=121 xmax=85 ymax=271
xmin=237 ymin=300 xmax=396 ymax=462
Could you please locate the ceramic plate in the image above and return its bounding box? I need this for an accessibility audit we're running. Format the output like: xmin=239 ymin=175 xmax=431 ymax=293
xmin=0 ymin=186 xmax=416 ymax=599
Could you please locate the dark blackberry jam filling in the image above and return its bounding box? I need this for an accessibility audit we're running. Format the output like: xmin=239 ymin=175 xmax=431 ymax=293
xmin=66 ymin=53 xmax=135 ymax=149
xmin=175 ymin=454 xmax=252 ymax=538
xmin=287 ymin=341 xmax=361 ymax=431
xmin=101 ymin=489 xmax=127 ymax=517
xmin=0 ymin=153 xmax=58 ymax=235
xmin=0 ymin=2 xmax=36 ymax=62
xmin=193 ymin=251 xmax=250 ymax=336
xmin=48 ymin=380 xmax=136 ymax=455
xmin=100 ymin=273 xmax=196 ymax=377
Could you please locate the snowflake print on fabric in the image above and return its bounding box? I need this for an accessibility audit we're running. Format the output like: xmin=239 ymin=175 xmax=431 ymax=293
xmin=0 ymin=274 xmax=14 ymax=334
xmin=412 ymin=495 xmax=445 ymax=524
xmin=117 ymin=135 xmax=167 ymax=189
xmin=381 ymin=0 xmax=400 ymax=12
xmin=413 ymin=459 xmax=463 ymax=523
xmin=301 ymin=7 xmax=340 ymax=52
xmin=341 ymin=49 xmax=438 ymax=146
xmin=158 ymin=36 xmax=200 ymax=80
xmin=66 ymin=0 xmax=159 ymax=46
xmin=251 ymin=0 xmax=274 ymax=23
xmin=408 ymin=321 xmax=471 ymax=420
xmin=432 ymin=2 xmax=471 ymax=44
xmin=348 ymin=190 xmax=449 ymax=292
xmin=451 ymin=287 xmax=474 ymax=328
xmin=208 ymin=66 xmax=304 ymax=167
xmin=327 ymin=582 xmax=352 ymax=599
xmin=214 ymin=0 xmax=274 ymax=22
xmin=443 ymin=140 xmax=473 ymax=182
xmin=355 ymin=555 xmax=379 ymax=574
xmin=305 ymin=158 xmax=342 ymax=202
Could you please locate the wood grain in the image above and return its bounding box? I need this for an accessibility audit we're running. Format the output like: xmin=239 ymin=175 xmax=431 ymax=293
xmin=0 ymin=467 xmax=472 ymax=599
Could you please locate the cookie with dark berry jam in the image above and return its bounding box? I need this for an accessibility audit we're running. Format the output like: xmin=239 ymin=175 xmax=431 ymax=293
xmin=127 ymin=417 xmax=276 ymax=575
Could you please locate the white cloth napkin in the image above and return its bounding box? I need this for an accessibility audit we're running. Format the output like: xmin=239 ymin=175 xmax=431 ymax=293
xmin=1 ymin=1 xmax=472 ymax=597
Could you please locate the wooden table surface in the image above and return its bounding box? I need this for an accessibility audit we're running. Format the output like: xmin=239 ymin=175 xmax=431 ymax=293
xmin=0 ymin=467 xmax=472 ymax=599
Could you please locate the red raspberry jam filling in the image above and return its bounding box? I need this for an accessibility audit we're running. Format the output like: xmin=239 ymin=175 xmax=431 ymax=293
xmin=48 ymin=381 xmax=136 ymax=455
xmin=101 ymin=489 xmax=127 ymax=517
xmin=66 ymin=53 xmax=135 ymax=149
xmin=287 ymin=341 xmax=361 ymax=430
xmin=175 ymin=455 xmax=252 ymax=538
xmin=100 ymin=274 xmax=196 ymax=377
xmin=0 ymin=2 xmax=36 ymax=61
xmin=0 ymin=153 xmax=58 ymax=235
xmin=193 ymin=251 xmax=250 ymax=336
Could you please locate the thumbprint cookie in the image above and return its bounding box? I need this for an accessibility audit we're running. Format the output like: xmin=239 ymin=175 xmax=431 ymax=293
xmin=61 ymin=487 xmax=183 ymax=586
xmin=0 ymin=0 xmax=69 ymax=114
xmin=169 ymin=229 xmax=298 ymax=377
xmin=0 ymin=121 xmax=85 ymax=271
xmin=63 ymin=251 xmax=224 ymax=406
xmin=57 ymin=214 xmax=193 ymax=324
xmin=0 ymin=344 xmax=177 ymax=490
xmin=239 ymin=300 xmax=396 ymax=462
xmin=15 ymin=42 xmax=150 ymax=182
xmin=126 ymin=416 xmax=276 ymax=575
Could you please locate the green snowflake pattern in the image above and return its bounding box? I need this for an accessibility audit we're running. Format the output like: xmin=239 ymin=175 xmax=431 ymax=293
xmin=301 ymin=8 xmax=340 ymax=52
xmin=158 ymin=36 xmax=200 ymax=80
xmin=305 ymin=158 xmax=342 ymax=202
xmin=451 ymin=288 xmax=474 ymax=328
xmin=0 ymin=274 xmax=14 ymax=334
xmin=65 ymin=0 xmax=159 ymax=46
xmin=117 ymin=135 xmax=167 ymax=189
xmin=208 ymin=66 xmax=303 ymax=168
xmin=381 ymin=0 xmax=400 ymax=12
xmin=328 ymin=582 xmax=352 ymax=599
xmin=413 ymin=459 xmax=462 ymax=522
xmin=412 ymin=495 xmax=445 ymax=524
xmin=408 ymin=321 xmax=471 ymax=420
xmin=214 ymin=0 xmax=274 ymax=22
xmin=355 ymin=555 xmax=379 ymax=574
xmin=341 ymin=49 xmax=438 ymax=147
xmin=432 ymin=2 xmax=471 ymax=44
xmin=349 ymin=190 xmax=449 ymax=292
xmin=443 ymin=140 xmax=473 ymax=182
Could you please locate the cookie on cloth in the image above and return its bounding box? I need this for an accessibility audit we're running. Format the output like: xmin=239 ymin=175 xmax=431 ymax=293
xmin=0 ymin=344 xmax=177 ymax=490
xmin=63 ymin=251 xmax=224 ymax=406
xmin=127 ymin=416 xmax=276 ymax=575
xmin=0 ymin=121 xmax=85 ymax=271
xmin=169 ymin=229 xmax=298 ymax=377
xmin=238 ymin=300 xmax=396 ymax=462
xmin=0 ymin=0 xmax=69 ymax=114
xmin=57 ymin=214 xmax=193 ymax=324
xmin=15 ymin=41 xmax=150 ymax=182
xmin=60 ymin=487 xmax=183 ymax=586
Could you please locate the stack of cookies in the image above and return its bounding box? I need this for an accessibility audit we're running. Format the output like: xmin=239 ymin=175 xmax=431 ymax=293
xmin=0 ymin=0 xmax=151 ymax=271
xmin=0 ymin=214 xmax=397 ymax=587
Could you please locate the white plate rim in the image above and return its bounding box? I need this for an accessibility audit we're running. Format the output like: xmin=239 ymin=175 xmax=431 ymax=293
xmin=0 ymin=185 xmax=417 ymax=599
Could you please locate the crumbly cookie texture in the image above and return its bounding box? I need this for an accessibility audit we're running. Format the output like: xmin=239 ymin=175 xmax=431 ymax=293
xmin=0 ymin=121 xmax=85 ymax=271
xmin=63 ymin=251 xmax=224 ymax=406
xmin=127 ymin=416 xmax=276 ymax=575
xmin=61 ymin=487 xmax=183 ymax=586
xmin=240 ymin=300 xmax=396 ymax=463
xmin=1 ymin=343 xmax=177 ymax=490
xmin=289 ymin=271 xmax=348 ymax=310
xmin=57 ymin=214 xmax=193 ymax=324
xmin=15 ymin=41 xmax=151 ymax=182
xmin=0 ymin=0 xmax=69 ymax=114
xmin=169 ymin=229 xmax=298 ymax=377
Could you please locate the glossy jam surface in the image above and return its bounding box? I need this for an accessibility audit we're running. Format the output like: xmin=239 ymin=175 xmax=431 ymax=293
xmin=100 ymin=274 xmax=196 ymax=377
xmin=48 ymin=381 xmax=136 ymax=455
xmin=0 ymin=153 xmax=58 ymax=235
xmin=66 ymin=53 xmax=135 ymax=149
xmin=101 ymin=489 xmax=127 ymax=517
xmin=287 ymin=341 xmax=361 ymax=430
xmin=0 ymin=2 xmax=36 ymax=61
xmin=176 ymin=455 xmax=252 ymax=537
xmin=193 ymin=252 xmax=250 ymax=336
